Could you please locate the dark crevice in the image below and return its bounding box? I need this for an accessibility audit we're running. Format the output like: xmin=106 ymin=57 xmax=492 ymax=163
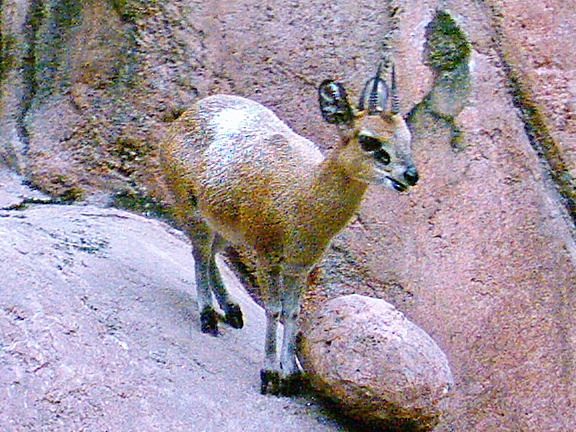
xmin=19 ymin=0 xmax=83 ymax=153
xmin=0 ymin=0 xmax=12 ymax=84
xmin=482 ymin=1 xmax=576 ymax=222
xmin=1 ymin=197 xmax=56 ymax=211
xmin=504 ymin=62 xmax=576 ymax=218
xmin=20 ymin=0 xmax=45 ymax=148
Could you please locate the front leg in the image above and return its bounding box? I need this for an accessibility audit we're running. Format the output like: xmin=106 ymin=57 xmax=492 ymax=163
xmin=258 ymin=266 xmax=283 ymax=394
xmin=278 ymin=272 xmax=306 ymax=395
xmin=261 ymin=301 xmax=282 ymax=394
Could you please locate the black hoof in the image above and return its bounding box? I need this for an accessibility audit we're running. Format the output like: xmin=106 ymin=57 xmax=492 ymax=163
xmin=200 ymin=306 xmax=219 ymax=336
xmin=224 ymin=303 xmax=244 ymax=329
xmin=260 ymin=370 xmax=305 ymax=396
xmin=260 ymin=370 xmax=281 ymax=395
xmin=279 ymin=372 xmax=305 ymax=396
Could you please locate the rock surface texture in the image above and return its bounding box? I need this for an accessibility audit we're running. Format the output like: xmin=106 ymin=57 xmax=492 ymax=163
xmin=0 ymin=171 xmax=344 ymax=432
xmin=300 ymin=295 xmax=453 ymax=431
xmin=0 ymin=0 xmax=575 ymax=431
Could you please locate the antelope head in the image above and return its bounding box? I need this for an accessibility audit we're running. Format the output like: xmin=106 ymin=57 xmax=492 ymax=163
xmin=318 ymin=64 xmax=418 ymax=192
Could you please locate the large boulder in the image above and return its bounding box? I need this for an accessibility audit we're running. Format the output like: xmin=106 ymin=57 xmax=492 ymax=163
xmin=300 ymin=294 xmax=453 ymax=431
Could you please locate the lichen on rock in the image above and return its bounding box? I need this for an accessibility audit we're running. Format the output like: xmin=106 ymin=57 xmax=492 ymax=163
xmin=408 ymin=9 xmax=471 ymax=149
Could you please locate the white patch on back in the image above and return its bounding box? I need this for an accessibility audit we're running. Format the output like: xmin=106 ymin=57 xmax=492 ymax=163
xmin=211 ymin=108 xmax=249 ymax=140
xmin=205 ymin=108 xmax=251 ymax=172
xmin=205 ymin=101 xmax=323 ymax=174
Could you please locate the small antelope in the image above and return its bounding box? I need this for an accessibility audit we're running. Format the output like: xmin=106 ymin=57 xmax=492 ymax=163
xmin=161 ymin=64 xmax=418 ymax=395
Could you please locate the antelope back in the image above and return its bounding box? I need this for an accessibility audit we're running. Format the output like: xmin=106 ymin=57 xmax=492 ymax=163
xmin=163 ymin=94 xmax=327 ymax=245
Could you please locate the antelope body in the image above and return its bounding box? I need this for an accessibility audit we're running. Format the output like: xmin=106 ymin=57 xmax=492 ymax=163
xmin=161 ymin=66 xmax=418 ymax=394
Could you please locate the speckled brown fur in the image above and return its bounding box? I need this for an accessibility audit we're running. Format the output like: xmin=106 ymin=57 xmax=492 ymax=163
xmin=160 ymin=77 xmax=417 ymax=394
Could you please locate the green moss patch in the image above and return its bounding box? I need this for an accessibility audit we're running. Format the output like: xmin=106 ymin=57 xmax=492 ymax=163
xmin=424 ymin=10 xmax=470 ymax=72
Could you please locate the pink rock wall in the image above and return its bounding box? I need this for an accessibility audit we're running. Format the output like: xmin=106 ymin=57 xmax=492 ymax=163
xmin=0 ymin=0 xmax=574 ymax=430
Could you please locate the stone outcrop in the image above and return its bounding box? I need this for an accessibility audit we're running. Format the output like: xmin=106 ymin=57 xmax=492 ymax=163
xmin=0 ymin=171 xmax=342 ymax=432
xmin=300 ymin=294 xmax=453 ymax=431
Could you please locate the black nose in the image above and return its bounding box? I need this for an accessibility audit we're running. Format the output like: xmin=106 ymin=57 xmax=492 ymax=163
xmin=404 ymin=167 xmax=419 ymax=186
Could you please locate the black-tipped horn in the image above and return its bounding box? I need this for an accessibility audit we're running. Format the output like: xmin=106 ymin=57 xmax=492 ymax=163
xmin=369 ymin=62 xmax=384 ymax=112
xmin=391 ymin=63 xmax=400 ymax=114
xmin=359 ymin=62 xmax=389 ymax=115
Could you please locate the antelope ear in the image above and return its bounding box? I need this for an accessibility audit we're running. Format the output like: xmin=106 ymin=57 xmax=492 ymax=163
xmin=318 ymin=80 xmax=353 ymax=125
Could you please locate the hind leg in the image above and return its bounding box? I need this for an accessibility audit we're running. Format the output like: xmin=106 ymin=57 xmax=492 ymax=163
xmin=208 ymin=234 xmax=243 ymax=329
xmin=189 ymin=225 xmax=221 ymax=335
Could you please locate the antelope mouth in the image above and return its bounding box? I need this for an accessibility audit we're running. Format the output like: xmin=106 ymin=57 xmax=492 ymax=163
xmin=387 ymin=177 xmax=409 ymax=192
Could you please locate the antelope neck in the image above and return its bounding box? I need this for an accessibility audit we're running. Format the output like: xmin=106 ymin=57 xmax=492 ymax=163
xmin=309 ymin=151 xmax=368 ymax=230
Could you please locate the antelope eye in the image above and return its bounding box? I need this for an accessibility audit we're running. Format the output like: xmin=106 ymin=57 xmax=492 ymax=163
xmin=358 ymin=135 xmax=382 ymax=152
xmin=374 ymin=149 xmax=391 ymax=165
